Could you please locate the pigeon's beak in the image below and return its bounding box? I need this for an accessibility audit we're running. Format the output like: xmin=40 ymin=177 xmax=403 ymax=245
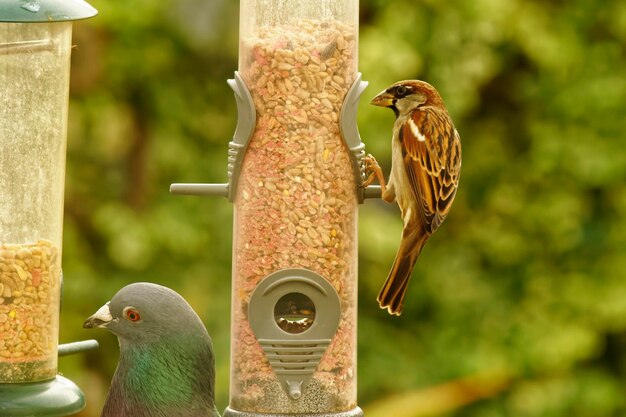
xmin=84 ymin=302 xmax=113 ymax=329
xmin=371 ymin=90 xmax=395 ymax=107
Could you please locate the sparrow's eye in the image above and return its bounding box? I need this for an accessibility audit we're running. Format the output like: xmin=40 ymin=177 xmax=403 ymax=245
xmin=123 ymin=307 xmax=141 ymax=322
xmin=396 ymin=85 xmax=409 ymax=96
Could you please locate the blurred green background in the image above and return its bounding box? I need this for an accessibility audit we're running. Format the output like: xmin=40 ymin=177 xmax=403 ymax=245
xmin=55 ymin=0 xmax=626 ymax=416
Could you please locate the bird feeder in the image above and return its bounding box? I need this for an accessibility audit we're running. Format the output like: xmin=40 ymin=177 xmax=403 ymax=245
xmin=171 ymin=0 xmax=379 ymax=416
xmin=0 ymin=0 xmax=97 ymax=415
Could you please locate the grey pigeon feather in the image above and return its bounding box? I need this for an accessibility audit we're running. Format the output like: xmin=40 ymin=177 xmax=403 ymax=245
xmin=84 ymin=282 xmax=220 ymax=417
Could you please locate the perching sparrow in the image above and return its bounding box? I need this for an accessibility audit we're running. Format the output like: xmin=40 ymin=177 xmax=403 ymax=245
xmin=367 ymin=80 xmax=461 ymax=315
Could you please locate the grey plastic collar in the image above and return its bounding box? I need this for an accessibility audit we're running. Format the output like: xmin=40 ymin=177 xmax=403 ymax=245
xmin=170 ymin=72 xmax=382 ymax=202
xmin=340 ymin=73 xmax=381 ymax=202
xmin=226 ymin=71 xmax=257 ymax=201
xmin=169 ymin=71 xmax=255 ymax=201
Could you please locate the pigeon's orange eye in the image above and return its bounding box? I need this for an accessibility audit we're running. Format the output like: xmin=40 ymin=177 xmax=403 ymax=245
xmin=123 ymin=307 xmax=141 ymax=322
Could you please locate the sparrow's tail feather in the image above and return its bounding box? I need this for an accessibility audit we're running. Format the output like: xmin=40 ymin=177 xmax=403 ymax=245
xmin=377 ymin=227 xmax=429 ymax=315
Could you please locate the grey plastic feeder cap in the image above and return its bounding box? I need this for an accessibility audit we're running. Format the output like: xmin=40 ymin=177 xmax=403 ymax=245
xmin=0 ymin=0 xmax=97 ymax=22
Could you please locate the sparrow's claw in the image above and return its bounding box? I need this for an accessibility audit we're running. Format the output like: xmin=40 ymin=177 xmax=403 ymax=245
xmin=362 ymin=154 xmax=387 ymax=195
xmin=363 ymin=171 xmax=377 ymax=187
xmin=363 ymin=153 xmax=379 ymax=169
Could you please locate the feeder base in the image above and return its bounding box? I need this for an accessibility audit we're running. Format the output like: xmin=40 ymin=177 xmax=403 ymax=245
xmin=0 ymin=375 xmax=85 ymax=417
xmin=223 ymin=406 xmax=364 ymax=417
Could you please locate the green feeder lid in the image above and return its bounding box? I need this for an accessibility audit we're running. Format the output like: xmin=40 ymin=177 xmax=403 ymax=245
xmin=0 ymin=375 xmax=86 ymax=417
xmin=0 ymin=0 xmax=97 ymax=23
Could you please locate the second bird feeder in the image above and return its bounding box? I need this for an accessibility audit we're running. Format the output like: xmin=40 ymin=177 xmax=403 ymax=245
xmin=172 ymin=0 xmax=374 ymax=415
xmin=0 ymin=0 xmax=97 ymax=415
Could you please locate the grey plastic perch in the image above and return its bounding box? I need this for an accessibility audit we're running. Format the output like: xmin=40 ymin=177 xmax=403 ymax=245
xmin=58 ymin=339 xmax=99 ymax=357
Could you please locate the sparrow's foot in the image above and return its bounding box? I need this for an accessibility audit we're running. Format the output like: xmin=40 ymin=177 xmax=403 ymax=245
xmin=362 ymin=153 xmax=387 ymax=195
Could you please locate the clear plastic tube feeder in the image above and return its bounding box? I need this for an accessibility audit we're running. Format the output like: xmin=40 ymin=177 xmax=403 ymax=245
xmin=0 ymin=1 xmax=97 ymax=415
xmin=170 ymin=0 xmax=378 ymax=416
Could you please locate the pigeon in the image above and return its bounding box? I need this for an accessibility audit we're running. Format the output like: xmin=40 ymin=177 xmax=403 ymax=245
xmin=84 ymin=282 xmax=220 ymax=417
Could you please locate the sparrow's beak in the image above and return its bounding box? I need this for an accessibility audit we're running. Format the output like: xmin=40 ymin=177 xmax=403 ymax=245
xmin=83 ymin=302 xmax=113 ymax=329
xmin=371 ymin=91 xmax=395 ymax=107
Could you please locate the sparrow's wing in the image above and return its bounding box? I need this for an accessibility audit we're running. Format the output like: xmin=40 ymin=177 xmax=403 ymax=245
xmin=400 ymin=109 xmax=461 ymax=234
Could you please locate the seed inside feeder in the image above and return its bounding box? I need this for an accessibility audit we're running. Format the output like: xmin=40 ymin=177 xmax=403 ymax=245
xmin=0 ymin=240 xmax=60 ymax=383
xmin=231 ymin=17 xmax=358 ymax=414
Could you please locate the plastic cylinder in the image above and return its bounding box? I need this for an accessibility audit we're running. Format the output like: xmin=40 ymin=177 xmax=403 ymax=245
xmin=230 ymin=0 xmax=360 ymax=414
xmin=0 ymin=21 xmax=73 ymax=383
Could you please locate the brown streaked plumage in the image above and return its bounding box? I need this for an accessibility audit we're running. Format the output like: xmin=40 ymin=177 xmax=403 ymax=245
xmin=366 ymin=80 xmax=461 ymax=315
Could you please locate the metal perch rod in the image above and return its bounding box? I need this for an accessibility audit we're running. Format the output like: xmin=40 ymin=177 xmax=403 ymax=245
xmin=58 ymin=339 xmax=99 ymax=357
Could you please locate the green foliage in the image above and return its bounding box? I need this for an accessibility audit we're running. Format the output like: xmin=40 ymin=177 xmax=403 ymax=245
xmin=56 ymin=0 xmax=625 ymax=416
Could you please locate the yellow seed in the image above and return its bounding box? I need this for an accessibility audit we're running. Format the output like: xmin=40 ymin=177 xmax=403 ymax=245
xmin=8 ymin=310 xmax=16 ymax=318
xmin=0 ymin=250 xmax=16 ymax=259
xmin=14 ymin=264 xmax=28 ymax=281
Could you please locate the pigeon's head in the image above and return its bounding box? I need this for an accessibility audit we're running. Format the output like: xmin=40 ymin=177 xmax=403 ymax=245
xmin=84 ymin=282 xmax=205 ymax=343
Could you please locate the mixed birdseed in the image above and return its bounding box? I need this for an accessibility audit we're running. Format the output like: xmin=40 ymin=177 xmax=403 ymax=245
xmin=231 ymin=19 xmax=358 ymax=413
xmin=0 ymin=240 xmax=60 ymax=382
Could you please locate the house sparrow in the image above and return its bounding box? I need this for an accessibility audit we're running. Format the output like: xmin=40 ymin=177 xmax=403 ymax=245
xmin=366 ymin=80 xmax=461 ymax=315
